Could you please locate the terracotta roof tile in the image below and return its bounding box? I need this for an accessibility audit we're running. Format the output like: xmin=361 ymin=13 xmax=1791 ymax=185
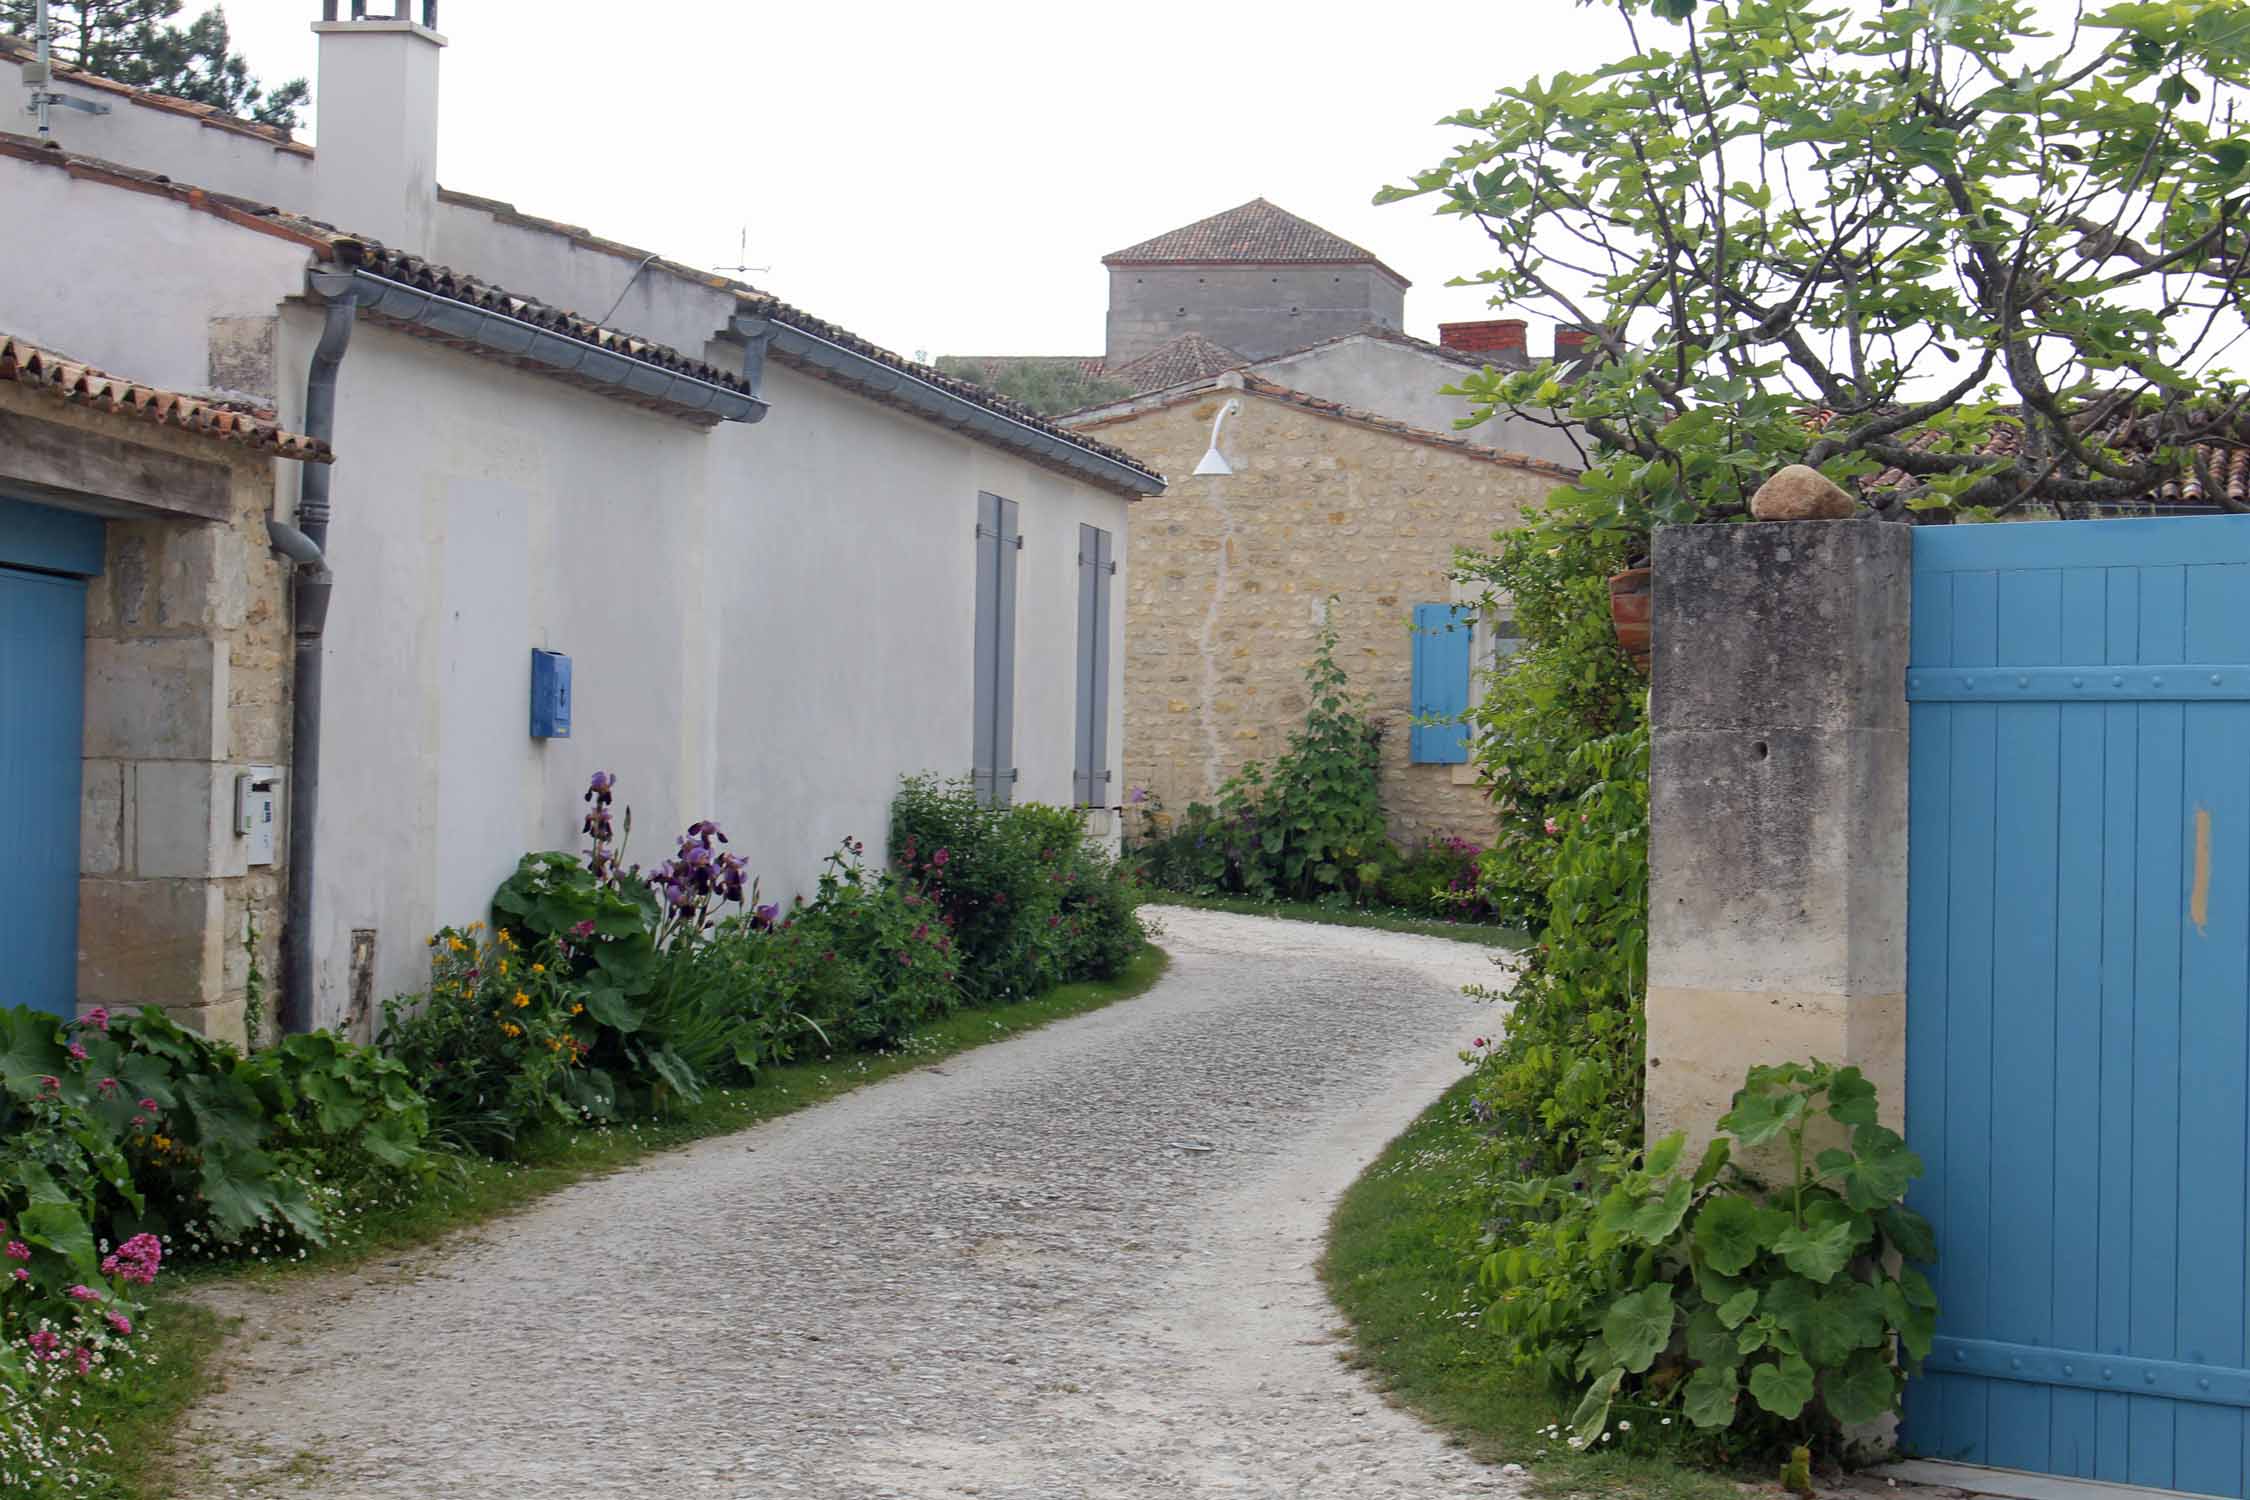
xmin=734 ymin=291 xmax=1160 ymax=489
xmin=1066 ymin=372 xmax=1579 ymax=480
xmin=1256 ymin=322 xmax=1531 ymax=374
xmin=1107 ymin=333 xmax=1248 ymax=394
xmin=0 ymin=333 xmax=332 ymax=461
xmin=1103 ymin=199 xmax=1408 ymax=286
xmin=1808 ymin=406 xmax=2250 ymax=512
xmin=0 ymin=33 xmax=309 ymax=155
xmin=339 ymin=241 xmax=757 ymax=405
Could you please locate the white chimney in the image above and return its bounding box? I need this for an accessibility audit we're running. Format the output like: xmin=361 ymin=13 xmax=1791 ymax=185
xmin=311 ymin=1 xmax=446 ymax=254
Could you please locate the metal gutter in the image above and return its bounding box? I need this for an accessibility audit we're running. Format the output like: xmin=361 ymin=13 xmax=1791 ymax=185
xmin=336 ymin=266 xmax=770 ymax=423
xmin=731 ymin=313 xmax=1163 ymax=494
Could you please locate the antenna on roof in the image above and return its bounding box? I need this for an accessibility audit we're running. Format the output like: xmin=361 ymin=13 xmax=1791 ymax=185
xmin=715 ymin=227 xmax=770 ymax=279
xmin=22 ymin=0 xmax=111 ymax=139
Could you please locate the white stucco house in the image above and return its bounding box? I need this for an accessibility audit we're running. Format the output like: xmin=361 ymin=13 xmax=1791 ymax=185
xmin=0 ymin=4 xmax=1161 ymax=1039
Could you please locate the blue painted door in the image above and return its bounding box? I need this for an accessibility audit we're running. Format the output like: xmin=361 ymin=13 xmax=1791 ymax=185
xmin=0 ymin=562 xmax=90 ymax=1019
xmin=1905 ymin=515 xmax=2250 ymax=1494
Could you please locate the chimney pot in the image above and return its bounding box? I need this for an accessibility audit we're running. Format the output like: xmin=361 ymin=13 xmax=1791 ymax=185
xmin=1437 ymin=318 xmax=1527 ymax=357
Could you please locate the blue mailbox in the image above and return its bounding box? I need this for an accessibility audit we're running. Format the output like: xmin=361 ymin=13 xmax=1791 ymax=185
xmin=530 ymin=649 xmax=572 ymax=738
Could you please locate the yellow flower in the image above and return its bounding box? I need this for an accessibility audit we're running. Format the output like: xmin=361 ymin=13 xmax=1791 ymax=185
xmin=500 ymin=1022 xmax=522 ymax=1038
xmin=513 ymin=991 xmax=531 ymax=1008
xmin=569 ymin=1002 xmax=584 ymax=1016
xmin=152 ymin=1135 xmax=172 ymax=1151
xmin=468 ymin=921 xmax=484 ymax=932
xmin=497 ymin=959 xmax=509 ymax=976
xmin=546 ymin=1038 xmax=562 ymax=1053
xmin=531 ymin=963 xmax=546 ymax=974
xmin=448 ymin=937 xmax=468 ymax=953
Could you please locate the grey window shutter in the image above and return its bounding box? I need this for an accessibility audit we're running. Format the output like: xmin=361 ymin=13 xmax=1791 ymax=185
xmin=993 ymin=497 xmax=1019 ymax=806
xmin=972 ymin=493 xmax=999 ymax=805
xmin=972 ymin=493 xmax=1020 ymax=808
xmin=1074 ymin=524 xmax=1113 ymax=807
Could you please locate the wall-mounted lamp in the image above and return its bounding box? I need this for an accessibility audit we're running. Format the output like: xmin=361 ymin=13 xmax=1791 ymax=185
xmin=1194 ymin=399 xmax=1242 ymax=477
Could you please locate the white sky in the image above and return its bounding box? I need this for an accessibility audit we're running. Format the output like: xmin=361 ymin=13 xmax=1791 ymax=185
xmin=222 ymin=0 xmax=2095 ymax=363
xmin=223 ymin=0 xmax=1627 ymax=358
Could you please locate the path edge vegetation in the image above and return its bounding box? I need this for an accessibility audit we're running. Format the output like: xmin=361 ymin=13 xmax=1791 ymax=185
xmin=106 ymin=943 xmax=1170 ymax=1500
xmin=1321 ymin=1075 xmax=1740 ymax=1500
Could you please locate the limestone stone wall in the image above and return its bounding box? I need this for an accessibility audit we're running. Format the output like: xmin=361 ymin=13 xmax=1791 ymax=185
xmin=11 ymin=382 xmax=296 ymax=1047
xmin=1078 ymin=386 xmax=1569 ymax=851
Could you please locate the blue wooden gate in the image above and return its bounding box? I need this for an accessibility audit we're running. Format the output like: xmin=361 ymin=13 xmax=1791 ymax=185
xmin=1905 ymin=515 xmax=2250 ymax=1494
xmin=1 ymin=498 xmax=102 ymax=1020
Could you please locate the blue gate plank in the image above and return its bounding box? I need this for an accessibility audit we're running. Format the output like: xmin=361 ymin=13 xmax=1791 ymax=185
xmin=1905 ymin=547 xmax=1956 ymax=1461
xmin=2050 ymin=567 xmax=2109 ymax=1476
xmin=2131 ymin=564 xmax=2188 ymax=1490
xmin=1944 ymin=567 xmax=2001 ymax=1464
xmin=1987 ymin=569 xmax=2064 ymax=1471
xmin=2174 ymin=565 xmax=2250 ymax=1497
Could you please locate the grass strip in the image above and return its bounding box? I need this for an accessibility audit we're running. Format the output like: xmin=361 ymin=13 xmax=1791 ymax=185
xmin=102 ymin=945 xmax=1171 ymax=1498
xmin=1321 ymin=1075 xmax=1740 ymax=1500
xmin=1146 ymin=892 xmax=1529 ymax=948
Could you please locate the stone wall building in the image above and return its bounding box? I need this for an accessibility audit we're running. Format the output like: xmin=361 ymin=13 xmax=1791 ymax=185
xmin=2 ymin=336 xmax=321 ymax=1045
xmin=1066 ymin=372 xmax=1577 ymax=848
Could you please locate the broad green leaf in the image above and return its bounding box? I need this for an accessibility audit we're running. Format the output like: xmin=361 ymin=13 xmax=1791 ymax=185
xmin=1826 ymin=1068 xmax=1879 ymax=1126
xmin=0 ymin=1010 xmax=64 ymax=1093
xmin=1801 ymin=1281 xmax=1888 ymax=1366
xmin=1694 ymin=1195 xmax=1764 ymax=1275
xmin=1718 ymin=1287 xmax=1760 ymax=1328
xmin=1836 ymin=1125 xmax=1923 ymax=1210
xmin=1685 ymin=1302 xmax=1744 ymax=1370
xmin=580 ymin=987 xmax=643 ymax=1035
xmin=1823 ymin=1347 xmax=1900 ymax=1425
xmin=1879 ymin=1204 xmax=1938 ymax=1263
xmin=1881 ymin=1277 xmax=1939 ymax=1363
xmin=1624 ymin=1177 xmax=1695 ymax=1245
xmin=1748 ymin=1354 xmax=1817 ymax=1420
xmin=198 ymin=1146 xmax=285 ymax=1238
xmin=1572 ymin=1367 xmax=1625 ymax=1447
xmin=1774 ymin=1218 xmax=1859 ymax=1284
xmin=1692 ymin=1135 xmax=1732 ymax=1189
xmin=1601 ymin=1283 xmax=1677 ymax=1373
xmin=1644 ymin=1131 xmax=1687 ymax=1177
xmin=19 ymin=1201 xmax=97 ymax=1278
xmin=1683 ymin=1363 xmax=1741 ymax=1429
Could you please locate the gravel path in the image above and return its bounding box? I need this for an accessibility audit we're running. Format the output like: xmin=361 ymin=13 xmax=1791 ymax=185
xmin=174 ymin=907 xmax=1524 ymax=1499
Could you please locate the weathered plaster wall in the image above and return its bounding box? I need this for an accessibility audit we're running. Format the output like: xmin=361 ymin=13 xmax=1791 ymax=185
xmin=1646 ymin=520 xmax=1912 ymax=1152
xmin=1105 ymin=265 xmax=1405 ymax=366
xmin=0 ymin=386 xmax=294 ymax=1048
xmin=1252 ymin=337 xmax=1585 ymax=467
xmin=1082 ymin=387 xmax=1564 ymax=848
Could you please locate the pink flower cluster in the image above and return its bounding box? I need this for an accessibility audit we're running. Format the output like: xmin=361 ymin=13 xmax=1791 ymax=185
xmin=3 ymin=1241 xmax=27 ymax=1263
xmin=100 ymin=1233 xmax=162 ymax=1287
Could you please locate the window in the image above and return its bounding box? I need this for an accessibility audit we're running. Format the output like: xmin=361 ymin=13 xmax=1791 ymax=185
xmin=1409 ymin=602 xmax=1474 ymax=764
xmin=1073 ymin=525 xmax=1115 ymax=807
xmin=971 ymin=492 xmax=1020 ymax=806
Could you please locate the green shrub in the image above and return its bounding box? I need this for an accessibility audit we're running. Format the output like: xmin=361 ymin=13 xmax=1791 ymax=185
xmin=1380 ymin=835 xmax=1494 ymax=920
xmin=890 ymin=777 xmax=1145 ymax=1003
xmin=1468 ymin=725 xmax=1649 ymax=1173
xmin=1455 ymin=521 xmax=1645 ymax=929
xmin=0 ymin=1005 xmax=431 ymax=1259
xmin=1476 ymin=1061 xmax=1934 ymax=1463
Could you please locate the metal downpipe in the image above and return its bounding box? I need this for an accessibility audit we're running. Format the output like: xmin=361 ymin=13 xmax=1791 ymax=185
xmin=281 ymin=283 xmax=360 ymax=1034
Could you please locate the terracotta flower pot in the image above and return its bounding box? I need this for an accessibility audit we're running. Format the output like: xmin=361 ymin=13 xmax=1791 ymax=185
xmin=1608 ymin=567 xmax=1652 ymax=677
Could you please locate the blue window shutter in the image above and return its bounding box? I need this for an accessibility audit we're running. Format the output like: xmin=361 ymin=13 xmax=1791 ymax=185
xmin=972 ymin=493 xmax=1020 ymax=807
xmin=1409 ymin=603 xmax=1472 ymax=764
xmin=1074 ymin=525 xmax=1113 ymax=806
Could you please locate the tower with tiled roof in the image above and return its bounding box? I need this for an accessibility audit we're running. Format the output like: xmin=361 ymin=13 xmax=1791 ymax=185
xmin=1101 ymin=199 xmax=1408 ymax=367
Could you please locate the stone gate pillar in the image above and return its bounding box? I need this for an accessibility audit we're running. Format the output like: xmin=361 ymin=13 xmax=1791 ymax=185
xmin=1646 ymin=519 xmax=1912 ymax=1147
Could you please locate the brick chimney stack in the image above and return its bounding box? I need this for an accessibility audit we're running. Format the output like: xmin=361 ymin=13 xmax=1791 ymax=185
xmin=1554 ymin=325 xmax=1597 ymax=359
xmin=1437 ymin=319 xmax=1528 ymax=359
